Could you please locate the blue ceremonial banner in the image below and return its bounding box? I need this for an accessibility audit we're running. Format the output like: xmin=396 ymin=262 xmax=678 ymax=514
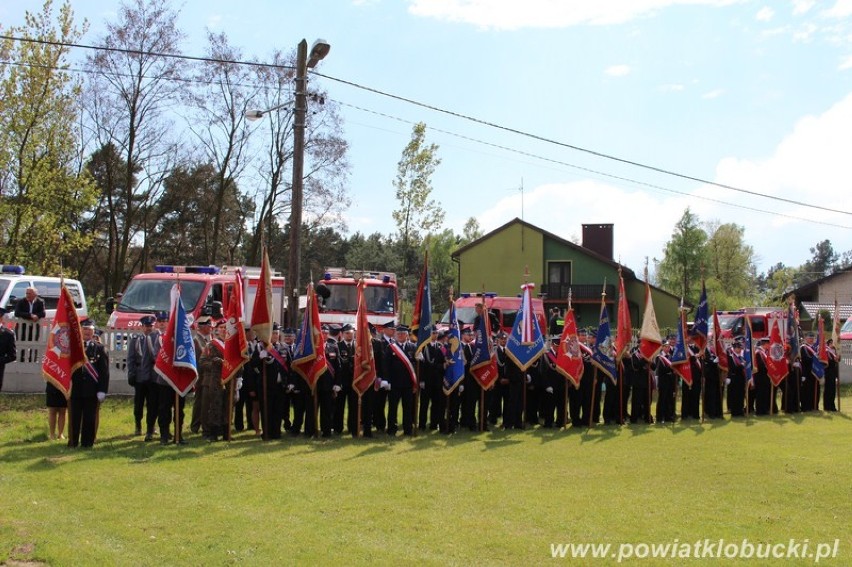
xmin=670 ymin=309 xmax=693 ymax=386
xmin=443 ymin=301 xmax=465 ymax=394
xmin=743 ymin=318 xmax=754 ymax=384
xmin=506 ymin=283 xmax=545 ymax=372
xmin=154 ymin=284 xmax=198 ymax=397
xmin=786 ymin=302 xmax=799 ymax=363
xmin=411 ymin=254 xmax=433 ymax=357
xmin=590 ymin=300 xmax=616 ymax=384
xmin=693 ymin=282 xmax=709 ymax=352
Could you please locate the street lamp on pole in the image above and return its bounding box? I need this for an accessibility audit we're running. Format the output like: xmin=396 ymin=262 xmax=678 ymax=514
xmin=246 ymin=38 xmax=330 ymax=327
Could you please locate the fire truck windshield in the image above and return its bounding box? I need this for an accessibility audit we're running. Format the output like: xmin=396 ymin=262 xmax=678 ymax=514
xmin=117 ymin=279 xmax=207 ymax=313
xmin=322 ymin=283 xmax=395 ymax=314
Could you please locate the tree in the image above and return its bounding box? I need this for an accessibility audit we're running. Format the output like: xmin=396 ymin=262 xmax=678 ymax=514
xmin=461 ymin=217 xmax=483 ymax=245
xmin=392 ymin=122 xmax=444 ymax=280
xmin=424 ymin=229 xmax=459 ymax=316
xmin=0 ymin=0 xmax=97 ymax=274
xmin=798 ymin=239 xmax=838 ymax=286
xmin=184 ymin=31 xmax=259 ymax=265
xmin=704 ymin=221 xmax=757 ymax=306
xmin=655 ymin=208 xmax=706 ymax=302
xmin=84 ymin=0 xmax=186 ymax=296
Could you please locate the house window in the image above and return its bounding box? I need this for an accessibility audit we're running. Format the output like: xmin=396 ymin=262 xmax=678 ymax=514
xmin=548 ymin=262 xmax=571 ymax=285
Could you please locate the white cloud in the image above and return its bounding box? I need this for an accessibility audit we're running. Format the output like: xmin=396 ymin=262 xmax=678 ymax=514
xmin=840 ymin=54 xmax=852 ymax=69
xmin=659 ymin=83 xmax=685 ymax=92
xmin=207 ymin=14 xmax=223 ymax=29
xmin=756 ymin=6 xmax=775 ymax=21
xmin=605 ymin=64 xmax=631 ymax=77
xmin=407 ymin=0 xmax=741 ymax=30
xmin=824 ymin=0 xmax=852 ymax=18
xmin=477 ymin=95 xmax=852 ymax=272
xmin=792 ymin=0 xmax=815 ymax=15
xmin=701 ymin=88 xmax=725 ymax=99
xmin=793 ymin=22 xmax=819 ymax=42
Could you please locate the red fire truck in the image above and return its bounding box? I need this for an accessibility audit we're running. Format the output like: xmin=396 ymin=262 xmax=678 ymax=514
xmin=314 ymin=267 xmax=398 ymax=328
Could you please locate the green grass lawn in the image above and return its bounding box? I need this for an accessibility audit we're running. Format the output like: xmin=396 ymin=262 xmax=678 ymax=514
xmin=1 ymin=393 xmax=850 ymax=566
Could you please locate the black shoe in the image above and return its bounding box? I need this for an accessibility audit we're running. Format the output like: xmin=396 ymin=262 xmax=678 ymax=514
xmin=363 ymin=431 xmax=373 ymax=438
xmin=134 ymin=426 xmax=142 ymax=436
xmin=178 ymin=438 xmax=189 ymax=445
xmin=160 ymin=437 xmax=170 ymax=445
xmin=144 ymin=433 xmax=153 ymax=442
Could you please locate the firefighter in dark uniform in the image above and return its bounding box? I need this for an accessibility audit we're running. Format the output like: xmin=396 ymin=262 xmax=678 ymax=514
xmin=335 ymin=323 xmax=356 ymax=436
xmin=541 ymin=336 xmax=565 ymax=428
xmin=654 ymin=338 xmax=677 ymax=424
xmin=799 ymin=332 xmax=819 ymax=412
xmin=702 ymin=347 xmax=724 ymax=419
xmin=384 ymin=325 xmax=416 ymax=436
xmin=316 ymin=325 xmax=342 ymax=438
xmin=680 ymin=342 xmax=702 ymax=420
xmin=234 ymin=327 xmax=256 ymax=432
xmin=258 ymin=324 xmax=287 ymax=439
xmin=418 ymin=327 xmax=445 ymax=431
xmin=726 ymin=336 xmax=747 ymax=417
xmin=68 ymin=319 xmax=110 ymax=448
xmin=460 ymin=326 xmax=482 ymax=431
xmin=627 ymin=345 xmax=653 ymax=424
xmin=753 ymin=337 xmax=773 ymax=415
xmin=824 ymin=338 xmax=839 ymax=411
xmin=372 ymin=321 xmax=395 ymax=432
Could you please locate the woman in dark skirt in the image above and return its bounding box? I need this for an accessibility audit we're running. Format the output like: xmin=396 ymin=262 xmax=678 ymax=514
xmin=46 ymin=382 xmax=67 ymax=440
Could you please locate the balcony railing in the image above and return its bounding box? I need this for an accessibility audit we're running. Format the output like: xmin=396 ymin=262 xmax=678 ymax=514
xmin=540 ymin=283 xmax=615 ymax=301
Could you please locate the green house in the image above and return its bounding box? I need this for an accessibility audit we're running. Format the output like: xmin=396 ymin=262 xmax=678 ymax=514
xmin=451 ymin=218 xmax=683 ymax=332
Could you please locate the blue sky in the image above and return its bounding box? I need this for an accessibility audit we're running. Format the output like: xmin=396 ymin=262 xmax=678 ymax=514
xmin=4 ymin=0 xmax=852 ymax=276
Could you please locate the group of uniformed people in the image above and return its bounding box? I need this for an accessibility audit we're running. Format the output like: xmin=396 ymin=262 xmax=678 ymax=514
xmin=118 ymin=311 xmax=843 ymax=444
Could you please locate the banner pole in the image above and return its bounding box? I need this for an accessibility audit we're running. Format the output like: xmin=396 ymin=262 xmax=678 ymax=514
xmin=67 ymin=398 xmax=74 ymax=447
xmin=174 ymin=390 xmax=180 ymax=444
xmin=313 ymin=388 xmax=319 ymax=438
xmin=413 ymin=361 xmax=420 ymax=437
xmin=262 ymin=364 xmax=269 ymax=440
xmin=356 ymin=393 xmax=362 ymax=438
xmin=563 ymin=378 xmax=569 ymax=428
xmin=226 ymin=378 xmax=235 ymax=441
xmin=647 ymin=366 xmax=653 ymax=424
xmin=480 ymin=388 xmax=485 ymax=432
xmin=521 ymin=370 xmax=527 ymax=430
xmin=589 ymin=369 xmax=598 ymax=428
xmin=770 ymin=385 xmax=775 ymax=416
xmin=618 ymin=362 xmax=624 ymax=425
xmin=700 ymin=369 xmax=706 ymax=424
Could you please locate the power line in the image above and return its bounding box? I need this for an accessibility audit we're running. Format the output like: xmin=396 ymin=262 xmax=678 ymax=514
xmin=2 ymin=53 xmax=846 ymax=228
xmin=3 ymin=33 xmax=852 ymax=220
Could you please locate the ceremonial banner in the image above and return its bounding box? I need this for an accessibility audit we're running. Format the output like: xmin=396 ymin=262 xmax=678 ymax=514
xmin=713 ymin=310 xmax=729 ymax=373
xmin=638 ymin=280 xmax=662 ymax=361
xmin=222 ymin=288 xmax=249 ymax=385
xmin=353 ymin=279 xmax=377 ymax=396
xmin=555 ymin=308 xmax=584 ymax=388
xmin=470 ymin=303 xmax=499 ymax=390
xmin=443 ymin=301 xmax=465 ymax=395
xmin=292 ymin=283 xmax=327 ymax=392
xmin=411 ymin=253 xmax=433 ymax=357
xmin=154 ymin=284 xmax=198 ymax=396
xmin=505 ymin=283 xmax=546 ymax=372
xmin=670 ymin=308 xmax=693 ymax=387
xmin=786 ymin=301 xmax=799 ymax=363
xmin=251 ymin=247 xmax=273 ymax=344
xmin=810 ymin=317 xmax=826 ymax=380
xmin=832 ymin=298 xmax=840 ymax=347
xmin=615 ymin=273 xmax=632 ymax=362
xmin=42 ymin=284 xmax=86 ymax=399
xmin=693 ymin=282 xmax=709 ymax=353
xmin=590 ymin=298 xmax=617 ymax=385
xmin=743 ymin=318 xmax=754 ymax=385
xmin=765 ymin=313 xmax=788 ymax=387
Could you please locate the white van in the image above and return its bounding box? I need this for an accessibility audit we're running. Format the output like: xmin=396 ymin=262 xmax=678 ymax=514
xmin=0 ymin=265 xmax=88 ymax=321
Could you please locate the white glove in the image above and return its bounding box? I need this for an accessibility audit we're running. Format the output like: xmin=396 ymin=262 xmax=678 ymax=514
xmin=286 ymin=384 xmax=295 ymax=393
xmin=525 ymin=374 xmax=532 ymax=384
xmin=793 ymin=361 xmax=802 ymax=370
xmin=235 ymin=390 xmax=240 ymax=402
xmin=258 ymin=349 xmax=269 ymax=359
xmin=712 ymin=357 xmax=719 ymax=364
xmin=332 ymin=385 xmax=342 ymax=393
xmin=459 ymin=385 xmax=464 ymax=393
xmin=96 ymin=392 xmax=106 ymax=402
xmin=419 ymin=382 xmax=426 ymax=389
xmin=725 ymin=378 xmax=731 ymax=386
xmin=381 ymin=380 xmax=390 ymax=390
xmin=802 ymin=376 xmax=807 ymax=383
xmin=545 ymin=386 xmax=554 ymax=394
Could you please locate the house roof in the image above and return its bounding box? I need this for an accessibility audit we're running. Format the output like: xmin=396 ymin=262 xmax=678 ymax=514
xmin=799 ymin=302 xmax=852 ymax=321
xmin=452 ymin=217 xmax=685 ymax=305
xmin=783 ymin=268 xmax=852 ymax=301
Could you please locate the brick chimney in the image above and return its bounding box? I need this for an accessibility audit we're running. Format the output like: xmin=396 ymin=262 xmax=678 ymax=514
xmin=581 ymin=224 xmax=613 ymax=260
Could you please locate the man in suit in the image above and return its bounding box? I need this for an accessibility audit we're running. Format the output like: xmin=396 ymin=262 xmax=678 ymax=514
xmin=68 ymin=319 xmax=110 ymax=448
xmin=0 ymin=307 xmax=16 ymax=391
xmin=126 ymin=314 xmax=160 ymax=440
xmin=385 ymin=325 xmax=416 ymax=436
xmin=14 ymin=286 xmax=46 ymax=344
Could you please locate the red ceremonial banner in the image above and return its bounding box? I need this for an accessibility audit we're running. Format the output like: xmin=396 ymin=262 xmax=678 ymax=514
xmin=42 ymin=285 xmax=86 ymax=399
